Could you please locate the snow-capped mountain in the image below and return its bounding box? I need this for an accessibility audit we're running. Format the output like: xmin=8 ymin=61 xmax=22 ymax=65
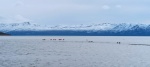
xmin=0 ymin=22 xmax=150 ymax=36
xmin=0 ymin=22 xmax=148 ymax=31
xmin=0 ymin=22 xmax=114 ymax=31
xmin=0 ymin=22 xmax=48 ymax=32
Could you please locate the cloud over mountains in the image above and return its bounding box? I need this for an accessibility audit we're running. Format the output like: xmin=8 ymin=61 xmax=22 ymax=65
xmin=0 ymin=0 xmax=150 ymax=25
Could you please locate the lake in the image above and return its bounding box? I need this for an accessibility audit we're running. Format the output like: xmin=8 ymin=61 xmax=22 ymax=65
xmin=0 ymin=36 xmax=150 ymax=67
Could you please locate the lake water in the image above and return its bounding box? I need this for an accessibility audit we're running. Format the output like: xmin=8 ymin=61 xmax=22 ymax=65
xmin=0 ymin=36 xmax=150 ymax=67
xmin=1 ymin=36 xmax=150 ymax=44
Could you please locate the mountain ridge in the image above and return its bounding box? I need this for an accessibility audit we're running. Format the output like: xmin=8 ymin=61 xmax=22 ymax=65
xmin=0 ymin=22 xmax=150 ymax=36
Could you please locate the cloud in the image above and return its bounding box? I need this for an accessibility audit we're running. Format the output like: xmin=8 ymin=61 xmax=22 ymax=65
xmin=15 ymin=0 xmax=24 ymax=7
xmin=0 ymin=16 xmax=6 ymax=23
xmin=119 ymin=5 xmax=150 ymax=14
xmin=14 ymin=15 xmax=31 ymax=22
xmin=0 ymin=0 xmax=150 ymax=25
xmin=0 ymin=15 xmax=31 ymax=23
xmin=102 ymin=5 xmax=110 ymax=10
xmin=115 ymin=5 xmax=122 ymax=8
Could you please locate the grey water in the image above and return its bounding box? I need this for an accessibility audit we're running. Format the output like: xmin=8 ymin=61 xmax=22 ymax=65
xmin=1 ymin=36 xmax=150 ymax=45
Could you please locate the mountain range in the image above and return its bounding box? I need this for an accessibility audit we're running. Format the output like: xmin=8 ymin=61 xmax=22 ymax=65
xmin=0 ymin=22 xmax=150 ymax=36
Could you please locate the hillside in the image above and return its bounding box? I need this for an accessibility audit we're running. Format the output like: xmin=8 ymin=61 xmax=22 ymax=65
xmin=0 ymin=32 xmax=9 ymax=36
xmin=1 ymin=22 xmax=150 ymax=36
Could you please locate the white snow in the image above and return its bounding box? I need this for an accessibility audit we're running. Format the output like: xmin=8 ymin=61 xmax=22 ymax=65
xmin=0 ymin=36 xmax=150 ymax=67
xmin=0 ymin=22 xmax=149 ymax=32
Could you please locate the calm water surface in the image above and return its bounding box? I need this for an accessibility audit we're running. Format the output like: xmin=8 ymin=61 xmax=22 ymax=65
xmin=0 ymin=36 xmax=150 ymax=44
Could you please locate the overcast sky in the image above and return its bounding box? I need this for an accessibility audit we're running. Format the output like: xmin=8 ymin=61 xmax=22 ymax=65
xmin=0 ymin=0 xmax=150 ymax=25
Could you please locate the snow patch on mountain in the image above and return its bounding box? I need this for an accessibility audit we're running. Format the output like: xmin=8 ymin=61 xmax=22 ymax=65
xmin=0 ymin=22 xmax=149 ymax=32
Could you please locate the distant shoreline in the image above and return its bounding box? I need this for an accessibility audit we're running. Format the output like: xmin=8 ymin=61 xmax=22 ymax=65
xmin=0 ymin=35 xmax=150 ymax=37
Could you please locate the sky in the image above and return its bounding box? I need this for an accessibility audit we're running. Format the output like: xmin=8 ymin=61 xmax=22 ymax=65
xmin=0 ymin=0 xmax=150 ymax=25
